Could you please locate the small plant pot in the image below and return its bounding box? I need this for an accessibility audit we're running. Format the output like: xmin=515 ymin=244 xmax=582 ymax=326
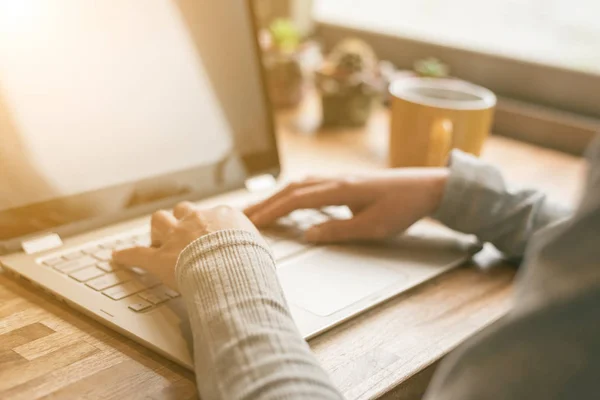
xmin=263 ymin=53 xmax=304 ymax=109
xmin=317 ymin=72 xmax=377 ymax=128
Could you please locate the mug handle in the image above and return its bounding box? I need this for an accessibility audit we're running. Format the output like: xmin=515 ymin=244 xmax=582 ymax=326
xmin=427 ymin=119 xmax=453 ymax=167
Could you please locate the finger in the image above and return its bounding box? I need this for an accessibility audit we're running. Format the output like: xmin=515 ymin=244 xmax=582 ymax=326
xmin=151 ymin=210 xmax=177 ymax=244
xmin=112 ymin=246 xmax=158 ymax=270
xmin=244 ymin=178 xmax=325 ymax=217
xmin=173 ymin=202 xmax=196 ymax=220
xmin=250 ymin=182 xmax=356 ymax=227
xmin=306 ymin=206 xmax=392 ymax=243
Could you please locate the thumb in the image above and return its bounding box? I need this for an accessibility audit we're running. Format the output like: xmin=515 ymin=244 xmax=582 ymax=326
xmin=112 ymin=247 xmax=157 ymax=270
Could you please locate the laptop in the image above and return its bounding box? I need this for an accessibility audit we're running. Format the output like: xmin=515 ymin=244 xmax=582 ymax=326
xmin=0 ymin=0 xmax=480 ymax=369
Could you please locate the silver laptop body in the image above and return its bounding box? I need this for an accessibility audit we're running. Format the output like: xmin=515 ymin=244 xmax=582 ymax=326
xmin=0 ymin=0 xmax=479 ymax=369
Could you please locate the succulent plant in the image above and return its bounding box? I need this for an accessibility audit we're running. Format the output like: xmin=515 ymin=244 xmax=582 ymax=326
xmin=414 ymin=57 xmax=450 ymax=78
xmin=268 ymin=18 xmax=301 ymax=53
xmin=336 ymin=53 xmax=365 ymax=75
xmin=326 ymin=39 xmax=378 ymax=77
xmin=262 ymin=19 xmax=305 ymax=108
xmin=317 ymin=39 xmax=381 ymax=127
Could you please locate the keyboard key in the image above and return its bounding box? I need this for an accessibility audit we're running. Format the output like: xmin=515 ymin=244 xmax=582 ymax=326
xmin=54 ymin=256 xmax=97 ymax=274
xmin=91 ymin=249 xmax=113 ymax=262
xmin=163 ymin=287 xmax=181 ymax=299
xmin=62 ymin=251 xmax=84 ymax=261
xmin=153 ymin=285 xmax=178 ymax=297
xmin=99 ymin=240 xmax=120 ymax=250
xmin=129 ymin=266 xmax=147 ymax=275
xmin=275 ymin=215 xmax=296 ymax=229
xmin=117 ymin=236 xmax=136 ymax=243
xmin=69 ymin=267 xmax=105 ymax=282
xmin=321 ymin=206 xmax=353 ymax=220
xmin=97 ymin=261 xmax=121 ymax=273
xmin=139 ymin=286 xmax=172 ymax=305
xmin=114 ymin=243 xmax=134 ymax=251
xmin=86 ymin=271 xmax=134 ymax=291
xmin=103 ymin=281 xmax=147 ymax=300
xmin=137 ymin=292 xmax=164 ymax=305
xmin=133 ymin=235 xmax=151 ymax=247
xmin=128 ymin=300 xmax=153 ymax=312
xmin=288 ymin=210 xmax=330 ymax=231
xmin=290 ymin=209 xmax=328 ymax=226
xmin=135 ymin=273 xmax=162 ymax=288
xmin=43 ymin=257 xmax=64 ymax=267
xmin=82 ymin=245 xmax=101 ymax=255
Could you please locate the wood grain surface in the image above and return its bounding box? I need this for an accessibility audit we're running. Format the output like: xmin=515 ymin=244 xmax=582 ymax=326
xmin=0 ymin=102 xmax=585 ymax=399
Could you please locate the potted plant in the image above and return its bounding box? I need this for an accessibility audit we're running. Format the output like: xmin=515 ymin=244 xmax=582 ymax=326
xmin=316 ymin=39 xmax=381 ymax=128
xmin=414 ymin=57 xmax=450 ymax=78
xmin=261 ymin=19 xmax=305 ymax=109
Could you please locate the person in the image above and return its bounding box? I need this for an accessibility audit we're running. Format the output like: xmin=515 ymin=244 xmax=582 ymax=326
xmin=113 ymin=136 xmax=600 ymax=400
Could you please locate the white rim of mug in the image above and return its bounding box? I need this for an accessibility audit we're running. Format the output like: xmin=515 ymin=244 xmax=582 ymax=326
xmin=389 ymin=78 xmax=497 ymax=110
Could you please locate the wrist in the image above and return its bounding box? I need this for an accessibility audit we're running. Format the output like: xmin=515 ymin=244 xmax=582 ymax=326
xmin=427 ymin=168 xmax=450 ymax=215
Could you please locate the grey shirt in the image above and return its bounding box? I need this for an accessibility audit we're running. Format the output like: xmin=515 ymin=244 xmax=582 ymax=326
xmin=175 ymin=137 xmax=600 ymax=400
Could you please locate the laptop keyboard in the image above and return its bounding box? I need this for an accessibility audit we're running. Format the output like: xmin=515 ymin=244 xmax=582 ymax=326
xmin=37 ymin=207 xmax=351 ymax=314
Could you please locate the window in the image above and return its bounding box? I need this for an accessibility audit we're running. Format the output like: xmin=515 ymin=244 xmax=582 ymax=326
xmin=311 ymin=0 xmax=600 ymax=154
xmin=314 ymin=0 xmax=600 ymax=76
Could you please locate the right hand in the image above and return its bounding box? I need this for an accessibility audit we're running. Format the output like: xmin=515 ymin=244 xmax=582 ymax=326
xmin=113 ymin=202 xmax=260 ymax=289
xmin=245 ymin=168 xmax=449 ymax=243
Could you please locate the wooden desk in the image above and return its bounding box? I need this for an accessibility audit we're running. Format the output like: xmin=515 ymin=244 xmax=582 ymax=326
xmin=0 ymin=106 xmax=585 ymax=400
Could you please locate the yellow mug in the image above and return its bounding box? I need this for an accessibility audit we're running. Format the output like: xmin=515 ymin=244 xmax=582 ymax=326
xmin=389 ymin=78 xmax=496 ymax=167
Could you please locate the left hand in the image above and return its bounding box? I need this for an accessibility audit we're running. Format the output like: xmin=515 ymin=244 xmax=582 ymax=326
xmin=113 ymin=202 xmax=259 ymax=289
xmin=245 ymin=169 xmax=448 ymax=243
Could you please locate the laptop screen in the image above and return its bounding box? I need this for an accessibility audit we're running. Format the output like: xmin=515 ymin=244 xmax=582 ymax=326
xmin=0 ymin=0 xmax=278 ymax=242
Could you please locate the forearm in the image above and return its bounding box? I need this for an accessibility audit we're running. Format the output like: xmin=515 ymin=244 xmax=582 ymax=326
xmin=433 ymin=150 xmax=571 ymax=259
xmin=175 ymin=230 xmax=342 ymax=400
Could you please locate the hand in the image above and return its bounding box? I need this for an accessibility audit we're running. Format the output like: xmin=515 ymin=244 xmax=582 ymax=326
xmin=245 ymin=169 xmax=449 ymax=243
xmin=113 ymin=202 xmax=259 ymax=289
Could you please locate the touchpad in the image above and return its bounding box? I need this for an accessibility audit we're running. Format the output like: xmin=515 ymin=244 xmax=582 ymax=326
xmin=277 ymin=249 xmax=406 ymax=317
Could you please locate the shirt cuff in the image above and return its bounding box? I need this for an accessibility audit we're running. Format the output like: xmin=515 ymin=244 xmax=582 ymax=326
xmin=175 ymin=229 xmax=274 ymax=284
xmin=432 ymin=149 xmax=483 ymax=228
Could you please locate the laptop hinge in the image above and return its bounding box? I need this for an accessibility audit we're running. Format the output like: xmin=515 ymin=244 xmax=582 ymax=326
xmin=21 ymin=233 xmax=63 ymax=255
xmin=245 ymin=174 xmax=277 ymax=193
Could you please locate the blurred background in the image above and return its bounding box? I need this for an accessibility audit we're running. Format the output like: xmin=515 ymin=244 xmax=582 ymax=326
xmin=252 ymin=0 xmax=600 ymax=155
